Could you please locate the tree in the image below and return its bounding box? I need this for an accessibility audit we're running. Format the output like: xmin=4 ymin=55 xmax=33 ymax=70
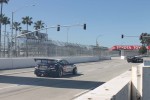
xmin=34 ymin=20 xmax=44 ymax=30
xmin=22 ymin=16 xmax=33 ymax=57
xmin=13 ymin=22 xmax=22 ymax=41
xmin=13 ymin=22 xmax=21 ymax=56
xmin=13 ymin=22 xmax=22 ymax=33
xmin=139 ymin=45 xmax=147 ymax=55
xmin=1 ymin=15 xmax=10 ymax=57
xmin=0 ymin=0 xmax=9 ymax=54
xmin=22 ymin=16 xmax=33 ymax=31
xmin=34 ymin=20 xmax=45 ymax=55
xmin=2 ymin=16 xmax=10 ymax=32
xmin=139 ymin=33 xmax=150 ymax=46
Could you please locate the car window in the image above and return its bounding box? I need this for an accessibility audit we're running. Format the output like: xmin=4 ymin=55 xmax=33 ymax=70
xmin=59 ymin=60 xmax=69 ymax=65
xmin=41 ymin=60 xmax=48 ymax=63
xmin=35 ymin=59 xmax=48 ymax=63
xmin=48 ymin=60 xmax=57 ymax=64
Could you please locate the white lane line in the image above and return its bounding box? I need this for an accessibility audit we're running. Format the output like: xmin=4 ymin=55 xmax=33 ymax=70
xmin=0 ymin=84 xmax=21 ymax=90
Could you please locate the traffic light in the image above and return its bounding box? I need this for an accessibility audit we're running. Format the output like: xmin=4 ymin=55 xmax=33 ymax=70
xmin=57 ymin=25 xmax=60 ymax=31
xmin=121 ymin=34 xmax=124 ymax=39
xmin=83 ymin=24 xmax=86 ymax=30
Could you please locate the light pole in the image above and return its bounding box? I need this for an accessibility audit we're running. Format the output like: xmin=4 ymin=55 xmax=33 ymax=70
xmin=96 ymin=35 xmax=102 ymax=47
xmin=96 ymin=35 xmax=102 ymax=57
xmin=66 ymin=27 xmax=70 ymax=43
xmin=2 ymin=31 xmax=10 ymax=57
xmin=11 ymin=5 xmax=35 ymax=57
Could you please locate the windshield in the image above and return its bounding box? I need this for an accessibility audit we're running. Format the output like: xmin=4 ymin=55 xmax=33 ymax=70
xmin=48 ymin=60 xmax=57 ymax=64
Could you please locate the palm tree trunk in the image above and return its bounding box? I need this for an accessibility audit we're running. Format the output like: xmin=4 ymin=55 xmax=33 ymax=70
xmin=0 ymin=3 xmax=3 ymax=57
xmin=27 ymin=24 xmax=28 ymax=31
xmin=15 ymin=30 xmax=17 ymax=57
xmin=4 ymin=25 xmax=6 ymax=57
xmin=26 ymin=24 xmax=28 ymax=57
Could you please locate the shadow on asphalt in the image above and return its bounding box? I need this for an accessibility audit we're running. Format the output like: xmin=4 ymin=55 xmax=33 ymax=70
xmin=0 ymin=75 xmax=105 ymax=90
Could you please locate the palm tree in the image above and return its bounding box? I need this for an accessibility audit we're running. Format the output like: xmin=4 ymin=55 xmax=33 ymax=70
xmin=22 ymin=16 xmax=33 ymax=32
xmin=34 ymin=20 xmax=44 ymax=30
xmin=34 ymin=20 xmax=45 ymax=56
xmin=13 ymin=22 xmax=21 ymax=56
xmin=2 ymin=16 xmax=10 ymax=32
xmin=0 ymin=0 xmax=9 ymax=55
xmin=2 ymin=16 xmax=10 ymax=57
xmin=0 ymin=13 xmax=4 ymax=23
xmin=0 ymin=0 xmax=9 ymax=18
xmin=13 ymin=22 xmax=22 ymax=33
xmin=22 ymin=16 xmax=33 ymax=57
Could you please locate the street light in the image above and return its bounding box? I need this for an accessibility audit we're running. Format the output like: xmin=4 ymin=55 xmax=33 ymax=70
xmin=11 ymin=4 xmax=35 ymax=37
xmin=11 ymin=4 xmax=35 ymax=57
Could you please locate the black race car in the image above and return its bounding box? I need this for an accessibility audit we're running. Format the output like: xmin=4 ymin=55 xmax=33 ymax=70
xmin=34 ymin=58 xmax=77 ymax=77
xmin=127 ymin=56 xmax=143 ymax=63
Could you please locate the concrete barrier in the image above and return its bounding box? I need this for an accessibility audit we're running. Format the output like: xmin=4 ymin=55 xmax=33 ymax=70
xmin=63 ymin=56 xmax=101 ymax=63
xmin=74 ymin=71 xmax=131 ymax=100
xmin=0 ymin=56 xmax=111 ymax=70
xmin=131 ymin=64 xmax=142 ymax=100
xmin=0 ymin=58 xmax=36 ymax=70
xmin=131 ymin=61 xmax=150 ymax=100
xmin=74 ymin=61 xmax=150 ymax=100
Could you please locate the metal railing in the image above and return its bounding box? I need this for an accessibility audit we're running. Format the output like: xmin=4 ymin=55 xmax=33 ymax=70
xmin=0 ymin=32 xmax=119 ymax=58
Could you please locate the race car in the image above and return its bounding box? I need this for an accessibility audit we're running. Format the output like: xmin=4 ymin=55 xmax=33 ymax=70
xmin=34 ymin=58 xmax=77 ymax=77
xmin=127 ymin=56 xmax=143 ymax=63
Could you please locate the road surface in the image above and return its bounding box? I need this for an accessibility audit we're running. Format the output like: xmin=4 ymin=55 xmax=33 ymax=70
xmin=0 ymin=58 xmax=139 ymax=100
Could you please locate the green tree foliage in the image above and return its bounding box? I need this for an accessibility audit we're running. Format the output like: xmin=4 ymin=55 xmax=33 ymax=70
xmin=139 ymin=33 xmax=150 ymax=46
xmin=13 ymin=22 xmax=21 ymax=32
xmin=139 ymin=45 xmax=147 ymax=54
xmin=22 ymin=16 xmax=33 ymax=31
xmin=34 ymin=20 xmax=44 ymax=30
xmin=2 ymin=15 xmax=10 ymax=31
xmin=0 ymin=0 xmax=9 ymax=47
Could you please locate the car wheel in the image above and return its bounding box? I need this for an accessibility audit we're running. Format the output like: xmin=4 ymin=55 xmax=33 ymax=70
xmin=36 ymin=73 xmax=42 ymax=77
xmin=73 ymin=68 xmax=77 ymax=75
xmin=57 ymin=68 xmax=63 ymax=77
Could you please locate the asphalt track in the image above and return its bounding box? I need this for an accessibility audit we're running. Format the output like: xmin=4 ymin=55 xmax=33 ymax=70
xmin=0 ymin=57 xmax=140 ymax=100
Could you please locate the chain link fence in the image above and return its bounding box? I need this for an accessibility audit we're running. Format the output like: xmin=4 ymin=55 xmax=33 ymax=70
xmin=0 ymin=33 xmax=119 ymax=58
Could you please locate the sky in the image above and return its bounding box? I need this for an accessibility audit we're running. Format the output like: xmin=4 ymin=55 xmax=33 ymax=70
xmin=2 ymin=0 xmax=150 ymax=48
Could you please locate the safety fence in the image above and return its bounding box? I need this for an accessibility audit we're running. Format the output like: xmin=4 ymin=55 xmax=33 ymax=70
xmin=0 ymin=34 xmax=120 ymax=58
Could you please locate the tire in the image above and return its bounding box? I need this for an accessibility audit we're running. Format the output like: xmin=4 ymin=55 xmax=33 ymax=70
xmin=73 ymin=68 xmax=77 ymax=75
xmin=36 ymin=73 xmax=42 ymax=77
xmin=34 ymin=70 xmax=41 ymax=77
xmin=56 ymin=68 xmax=63 ymax=77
